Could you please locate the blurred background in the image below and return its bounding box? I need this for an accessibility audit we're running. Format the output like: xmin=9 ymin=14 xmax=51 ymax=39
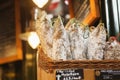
xmin=0 ymin=0 xmax=120 ymax=80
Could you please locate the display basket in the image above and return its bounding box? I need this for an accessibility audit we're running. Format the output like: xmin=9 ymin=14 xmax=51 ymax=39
xmin=38 ymin=46 xmax=120 ymax=72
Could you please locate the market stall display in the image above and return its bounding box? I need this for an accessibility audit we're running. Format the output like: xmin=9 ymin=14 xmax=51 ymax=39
xmin=36 ymin=10 xmax=120 ymax=78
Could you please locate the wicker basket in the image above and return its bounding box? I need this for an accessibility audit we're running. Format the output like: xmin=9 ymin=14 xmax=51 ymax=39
xmin=38 ymin=46 xmax=120 ymax=72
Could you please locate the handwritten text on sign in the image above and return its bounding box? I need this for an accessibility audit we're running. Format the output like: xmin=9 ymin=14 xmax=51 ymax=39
xmin=56 ymin=69 xmax=83 ymax=80
xmin=95 ymin=70 xmax=120 ymax=80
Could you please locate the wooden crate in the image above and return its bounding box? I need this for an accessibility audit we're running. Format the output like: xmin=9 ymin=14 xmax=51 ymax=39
xmin=37 ymin=46 xmax=120 ymax=80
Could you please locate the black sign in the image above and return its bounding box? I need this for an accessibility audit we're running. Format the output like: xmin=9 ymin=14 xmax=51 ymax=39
xmin=95 ymin=70 xmax=120 ymax=80
xmin=56 ymin=69 xmax=83 ymax=80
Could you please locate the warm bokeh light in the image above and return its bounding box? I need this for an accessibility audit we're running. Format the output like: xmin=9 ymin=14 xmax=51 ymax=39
xmin=32 ymin=0 xmax=49 ymax=8
xmin=28 ymin=32 xmax=40 ymax=49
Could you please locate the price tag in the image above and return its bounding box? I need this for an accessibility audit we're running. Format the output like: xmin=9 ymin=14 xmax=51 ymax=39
xmin=95 ymin=70 xmax=120 ymax=80
xmin=56 ymin=69 xmax=83 ymax=80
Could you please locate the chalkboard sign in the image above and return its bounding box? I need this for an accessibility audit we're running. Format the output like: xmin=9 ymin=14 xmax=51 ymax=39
xmin=0 ymin=0 xmax=16 ymax=58
xmin=56 ymin=69 xmax=84 ymax=80
xmin=72 ymin=0 xmax=100 ymax=25
xmin=0 ymin=0 xmax=23 ymax=64
xmin=95 ymin=70 xmax=120 ymax=80
xmin=73 ymin=0 xmax=90 ymax=22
